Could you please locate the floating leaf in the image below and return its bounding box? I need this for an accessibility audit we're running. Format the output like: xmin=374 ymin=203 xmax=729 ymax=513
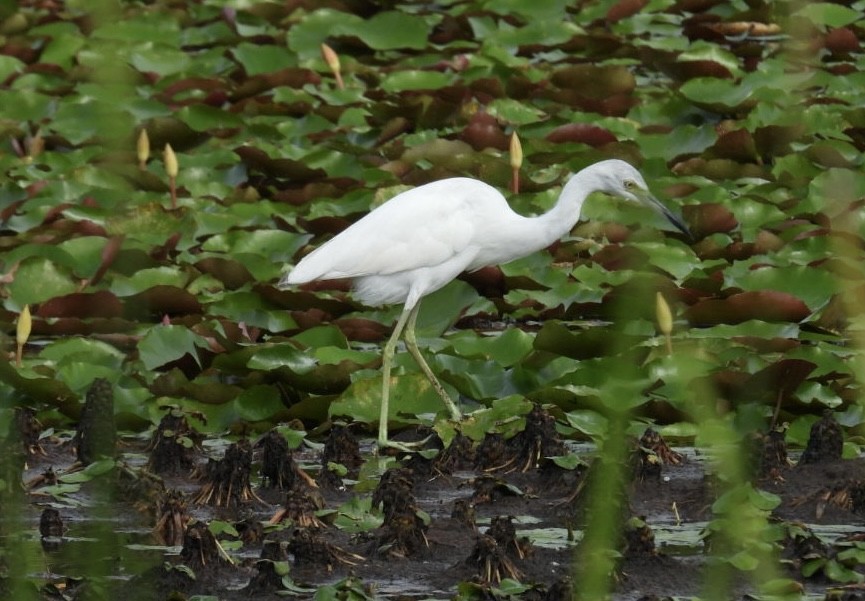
xmin=679 ymin=77 xmax=756 ymax=112
xmin=488 ymin=99 xmax=546 ymax=126
xmin=794 ymin=3 xmax=862 ymax=28
xmin=247 ymin=343 xmax=318 ymax=374
xmin=685 ymin=291 xmax=811 ymax=326
xmin=234 ymin=385 xmax=287 ymax=422
xmin=380 ymin=70 xmax=452 ymax=93
xmin=329 ymin=372 xmax=455 ymax=426
xmin=138 ymin=325 xmax=210 ymax=370
xmin=130 ymin=45 xmax=191 ymax=76
xmin=565 ymin=409 xmax=608 ymax=438
xmin=723 ymin=264 xmax=837 ymax=311
xmin=448 ymin=328 xmax=534 ymax=367
xmin=231 ymin=43 xmax=296 ymax=76
xmin=346 ymin=11 xmax=432 ymax=51
xmin=7 ymin=257 xmax=77 ymax=305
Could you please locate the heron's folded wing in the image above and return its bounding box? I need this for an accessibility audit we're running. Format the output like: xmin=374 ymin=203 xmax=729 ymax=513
xmin=285 ymin=178 xmax=504 ymax=283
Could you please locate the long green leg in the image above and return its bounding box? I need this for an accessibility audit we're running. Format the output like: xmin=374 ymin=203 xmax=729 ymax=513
xmin=379 ymin=306 xmax=412 ymax=447
xmin=404 ymin=303 xmax=462 ymax=421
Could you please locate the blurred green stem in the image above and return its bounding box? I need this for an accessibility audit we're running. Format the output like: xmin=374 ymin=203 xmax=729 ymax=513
xmin=573 ymin=412 xmax=628 ymax=601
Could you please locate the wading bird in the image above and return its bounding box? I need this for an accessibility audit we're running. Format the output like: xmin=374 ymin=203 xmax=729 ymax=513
xmin=279 ymin=159 xmax=690 ymax=448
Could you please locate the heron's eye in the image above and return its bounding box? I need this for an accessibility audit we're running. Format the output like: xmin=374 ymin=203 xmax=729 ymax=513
xmin=623 ymin=179 xmax=636 ymax=190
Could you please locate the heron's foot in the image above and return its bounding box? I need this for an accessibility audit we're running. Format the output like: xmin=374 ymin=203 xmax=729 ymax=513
xmin=376 ymin=434 xmax=434 ymax=454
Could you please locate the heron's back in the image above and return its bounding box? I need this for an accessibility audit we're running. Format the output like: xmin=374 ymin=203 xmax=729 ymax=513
xmin=280 ymin=177 xmax=512 ymax=307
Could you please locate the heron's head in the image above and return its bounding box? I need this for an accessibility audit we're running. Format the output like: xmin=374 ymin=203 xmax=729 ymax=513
xmin=593 ymin=159 xmax=691 ymax=238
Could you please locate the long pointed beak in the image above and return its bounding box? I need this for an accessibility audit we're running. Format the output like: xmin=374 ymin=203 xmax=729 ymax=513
xmin=641 ymin=192 xmax=692 ymax=240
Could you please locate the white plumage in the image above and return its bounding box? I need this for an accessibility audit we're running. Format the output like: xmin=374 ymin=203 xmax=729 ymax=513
xmin=279 ymin=159 xmax=689 ymax=448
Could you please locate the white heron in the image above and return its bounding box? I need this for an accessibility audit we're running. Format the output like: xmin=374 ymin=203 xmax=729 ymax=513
xmin=279 ymin=159 xmax=689 ymax=448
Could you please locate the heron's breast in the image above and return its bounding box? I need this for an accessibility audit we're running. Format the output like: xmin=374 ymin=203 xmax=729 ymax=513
xmin=352 ymin=250 xmax=477 ymax=309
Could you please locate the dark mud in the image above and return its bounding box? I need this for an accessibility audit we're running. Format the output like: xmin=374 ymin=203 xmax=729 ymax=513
xmin=9 ymin=414 xmax=865 ymax=601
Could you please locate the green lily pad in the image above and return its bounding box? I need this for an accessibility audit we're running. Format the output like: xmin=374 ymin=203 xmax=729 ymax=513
xmin=137 ymin=325 xmax=211 ymax=370
xmin=329 ymin=372 xmax=456 ymax=426
xmin=380 ymin=70 xmax=453 ymax=93
xmin=7 ymin=257 xmax=77 ymax=306
xmin=234 ymin=384 xmax=288 ymax=422
xmin=794 ymin=3 xmax=862 ymax=28
xmin=247 ymin=343 xmax=318 ymax=375
xmin=231 ymin=42 xmax=296 ymax=76
xmin=447 ymin=328 xmax=534 ymax=367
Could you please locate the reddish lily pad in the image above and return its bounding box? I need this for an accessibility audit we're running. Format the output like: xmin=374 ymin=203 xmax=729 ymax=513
xmin=545 ymin=123 xmax=618 ymax=147
xmin=194 ymin=257 xmax=255 ymax=289
xmin=124 ymin=285 xmax=203 ymax=318
xmin=685 ymin=290 xmax=811 ymax=326
xmin=682 ymin=203 xmax=739 ymax=239
xmin=37 ymin=290 xmax=124 ymax=319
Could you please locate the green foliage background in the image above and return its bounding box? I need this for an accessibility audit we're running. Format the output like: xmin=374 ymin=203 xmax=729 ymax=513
xmin=1 ymin=0 xmax=865 ymax=598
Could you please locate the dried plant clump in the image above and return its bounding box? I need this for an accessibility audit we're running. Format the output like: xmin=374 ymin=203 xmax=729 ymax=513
xmin=475 ymin=433 xmax=509 ymax=472
xmin=234 ymin=517 xmax=264 ymax=545
xmin=408 ymin=430 xmax=478 ymax=478
xmin=39 ymin=507 xmax=64 ymax=552
xmin=288 ymin=527 xmax=363 ymax=569
xmin=116 ymin=462 xmax=167 ymax=517
xmin=471 ymin=474 xmax=524 ymax=505
xmin=264 ymin=433 xmax=327 ymax=529
xmin=371 ymin=467 xmax=429 ymax=558
xmin=631 ymin=434 xmax=661 ymax=484
xmin=245 ymin=540 xmax=289 ymax=594
xmin=539 ymin=454 xmax=586 ymax=492
xmin=25 ymin=466 xmax=58 ymax=491
xmin=476 ymin=405 xmax=565 ymax=473
xmin=465 ymin=534 xmax=523 ymax=584
xmin=146 ymin=409 xmax=201 ymax=475
xmin=639 ymin=427 xmax=683 ymax=466
xmin=505 ymin=404 xmax=567 ymax=472
xmin=180 ymin=520 xmax=234 ymax=571
xmin=487 ymin=515 xmax=532 ymax=560
xmin=436 ymin=432 xmax=476 ymax=472
xmin=75 ymin=378 xmax=116 ymax=464
xmin=15 ymin=407 xmax=45 ymax=457
xmin=781 ymin=523 xmax=829 ymax=573
xmin=622 ymin=516 xmax=656 ymax=557
xmin=633 ymin=442 xmax=663 ymax=483
xmin=545 ymin=577 xmax=573 ymax=601
xmin=748 ymin=426 xmax=790 ymax=480
xmin=269 ymin=483 xmax=327 ymax=529
xmin=153 ymin=489 xmax=188 ymax=547
xmin=451 ymin=498 xmax=477 ymax=530
xmin=372 ymin=468 xmax=416 ymax=522
xmin=802 ymin=481 xmax=865 ymax=520
xmin=192 ymin=439 xmax=264 ymax=507
xmin=799 ymin=411 xmax=843 ymax=465
xmin=374 ymin=508 xmax=429 ymax=559
xmin=318 ymin=424 xmax=362 ymax=488
xmin=257 ymin=430 xmax=317 ymax=490
xmin=39 ymin=508 xmax=64 ymax=538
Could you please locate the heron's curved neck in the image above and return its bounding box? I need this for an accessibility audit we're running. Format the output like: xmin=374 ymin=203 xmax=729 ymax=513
xmin=471 ymin=168 xmax=604 ymax=269
xmin=532 ymin=168 xmax=599 ymax=244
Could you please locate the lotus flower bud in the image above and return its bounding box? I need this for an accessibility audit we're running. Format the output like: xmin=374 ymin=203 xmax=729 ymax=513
xmin=509 ymin=131 xmax=523 ymax=170
xmin=163 ymin=143 xmax=178 ymax=178
xmin=656 ymin=292 xmax=673 ymax=336
xmin=137 ymin=129 xmax=150 ymax=169
xmin=16 ymin=304 xmax=31 ymax=367
xmin=509 ymin=131 xmax=523 ymax=193
xmin=321 ymin=43 xmax=344 ymax=90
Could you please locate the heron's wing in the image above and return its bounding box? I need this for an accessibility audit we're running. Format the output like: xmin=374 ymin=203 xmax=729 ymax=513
xmin=285 ymin=178 xmax=509 ymax=284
